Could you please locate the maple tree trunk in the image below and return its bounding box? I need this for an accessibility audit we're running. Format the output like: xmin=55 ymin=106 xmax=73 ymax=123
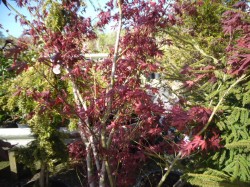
xmin=86 ymin=145 xmax=95 ymax=187
xmin=78 ymin=124 xmax=96 ymax=187
xmin=99 ymin=154 xmax=115 ymax=187
xmin=99 ymin=1 xmax=123 ymax=186
xmin=67 ymin=68 xmax=97 ymax=187
xmin=99 ymin=160 xmax=106 ymax=187
xmin=105 ymin=159 xmax=115 ymax=187
xmin=90 ymin=135 xmax=100 ymax=172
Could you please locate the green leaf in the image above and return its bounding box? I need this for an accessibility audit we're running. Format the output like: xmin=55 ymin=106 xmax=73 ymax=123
xmin=227 ymin=108 xmax=241 ymax=124
xmin=242 ymin=91 xmax=250 ymax=106
xmin=216 ymin=121 xmax=226 ymax=130
xmin=240 ymin=108 xmax=249 ymax=124
xmin=225 ymin=140 xmax=250 ymax=151
xmin=219 ymin=150 xmax=227 ymax=165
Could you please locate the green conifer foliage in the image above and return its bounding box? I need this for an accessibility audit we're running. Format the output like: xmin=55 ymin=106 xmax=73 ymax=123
xmin=160 ymin=1 xmax=250 ymax=186
xmin=0 ymin=63 xmax=69 ymax=169
xmin=44 ymin=1 xmax=67 ymax=32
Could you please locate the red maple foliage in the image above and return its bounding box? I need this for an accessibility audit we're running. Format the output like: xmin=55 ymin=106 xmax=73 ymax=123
xmin=222 ymin=3 xmax=250 ymax=75
xmin=4 ymin=0 xmax=248 ymax=186
xmin=180 ymin=132 xmax=222 ymax=157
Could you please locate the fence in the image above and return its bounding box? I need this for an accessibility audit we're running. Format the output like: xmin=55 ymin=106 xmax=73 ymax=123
xmin=0 ymin=127 xmax=79 ymax=181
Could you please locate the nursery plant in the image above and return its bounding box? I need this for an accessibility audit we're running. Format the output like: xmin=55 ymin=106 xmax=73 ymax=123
xmin=0 ymin=40 xmax=69 ymax=186
xmin=158 ymin=1 xmax=250 ymax=186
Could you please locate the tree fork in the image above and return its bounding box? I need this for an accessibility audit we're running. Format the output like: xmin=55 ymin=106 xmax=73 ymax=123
xmin=99 ymin=1 xmax=123 ymax=187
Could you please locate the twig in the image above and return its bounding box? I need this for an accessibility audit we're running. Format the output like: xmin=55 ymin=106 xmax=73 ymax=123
xmin=7 ymin=2 xmax=45 ymax=44
xmin=163 ymin=29 xmax=219 ymax=65
xmin=197 ymin=74 xmax=247 ymax=136
xmin=157 ymin=152 xmax=182 ymax=187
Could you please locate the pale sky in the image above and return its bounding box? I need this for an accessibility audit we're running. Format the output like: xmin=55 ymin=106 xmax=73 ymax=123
xmin=0 ymin=0 xmax=107 ymax=38
xmin=0 ymin=1 xmax=31 ymax=37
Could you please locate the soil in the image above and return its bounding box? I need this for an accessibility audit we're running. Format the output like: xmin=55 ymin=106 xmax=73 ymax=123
xmin=0 ymin=161 xmax=193 ymax=187
xmin=0 ymin=162 xmax=85 ymax=187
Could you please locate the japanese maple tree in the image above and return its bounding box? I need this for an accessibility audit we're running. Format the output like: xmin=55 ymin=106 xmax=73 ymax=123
xmin=1 ymin=0 xmax=171 ymax=186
